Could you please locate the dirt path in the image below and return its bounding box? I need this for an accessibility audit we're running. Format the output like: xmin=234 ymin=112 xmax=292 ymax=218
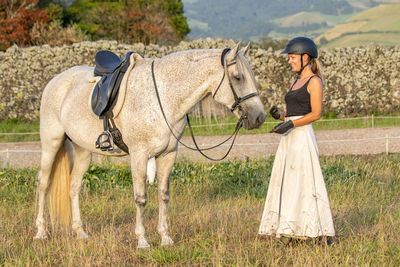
xmin=1 ymin=127 xmax=399 ymax=168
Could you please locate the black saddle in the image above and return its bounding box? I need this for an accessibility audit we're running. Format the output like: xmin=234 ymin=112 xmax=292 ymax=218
xmin=91 ymin=50 xmax=133 ymax=117
xmin=92 ymin=50 xmax=133 ymax=153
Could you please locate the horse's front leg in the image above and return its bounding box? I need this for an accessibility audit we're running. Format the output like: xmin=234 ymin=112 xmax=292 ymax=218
xmin=130 ymin=152 xmax=150 ymax=248
xmin=156 ymin=150 xmax=177 ymax=246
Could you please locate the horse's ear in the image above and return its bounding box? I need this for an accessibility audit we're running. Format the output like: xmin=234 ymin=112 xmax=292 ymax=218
xmin=227 ymin=42 xmax=241 ymax=62
xmin=241 ymin=42 xmax=250 ymax=56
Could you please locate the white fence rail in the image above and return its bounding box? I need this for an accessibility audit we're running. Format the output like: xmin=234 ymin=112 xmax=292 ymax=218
xmin=179 ymin=136 xmax=400 ymax=155
xmin=0 ymin=116 xmax=399 ymax=167
xmin=1 ymin=136 xmax=399 ymax=156
xmin=0 ymin=115 xmax=399 ymax=135
xmin=185 ymin=115 xmax=400 ymax=128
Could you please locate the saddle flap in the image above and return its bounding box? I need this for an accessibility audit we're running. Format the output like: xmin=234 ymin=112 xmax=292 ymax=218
xmin=91 ymin=74 xmax=118 ymax=117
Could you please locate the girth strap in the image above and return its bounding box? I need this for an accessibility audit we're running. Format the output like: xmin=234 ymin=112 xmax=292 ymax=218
xmin=109 ymin=116 xmax=129 ymax=153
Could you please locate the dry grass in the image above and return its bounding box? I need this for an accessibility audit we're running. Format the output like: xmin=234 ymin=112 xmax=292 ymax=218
xmin=1 ymin=155 xmax=400 ymax=266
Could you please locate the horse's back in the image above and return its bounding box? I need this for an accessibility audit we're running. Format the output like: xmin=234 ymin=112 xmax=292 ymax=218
xmin=41 ymin=66 xmax=95 ymax=115
xmin=40 ymin=66 xmax=98 ymax=130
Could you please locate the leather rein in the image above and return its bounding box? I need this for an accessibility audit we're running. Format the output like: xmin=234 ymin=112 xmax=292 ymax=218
xmin=151 ymin=48 xmax=258 ymax=161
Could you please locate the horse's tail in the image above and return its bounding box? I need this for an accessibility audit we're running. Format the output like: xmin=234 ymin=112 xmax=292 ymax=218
xmin=48 ymin=139 xmax=73 ymax=230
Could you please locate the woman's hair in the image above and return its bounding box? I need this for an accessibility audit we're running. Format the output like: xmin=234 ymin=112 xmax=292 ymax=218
xmin=311 ymin=58 xmax=323 ymax=82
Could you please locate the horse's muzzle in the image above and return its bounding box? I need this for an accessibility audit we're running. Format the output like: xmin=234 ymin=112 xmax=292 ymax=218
xmin=243 ymin=109 xmax=266 ymax=130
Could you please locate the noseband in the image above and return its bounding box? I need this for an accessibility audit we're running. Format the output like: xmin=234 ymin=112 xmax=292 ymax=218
xmin=213 ymin=48 xmax=259 ymax=113
xmin=151 ymin=48 xmax=258 ymax=161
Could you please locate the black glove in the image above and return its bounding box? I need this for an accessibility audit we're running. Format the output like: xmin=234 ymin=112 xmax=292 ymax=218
xmin=270 ymin=120 xmax=294 ymax=134
xmin=269 ymin=106 xmax=281 ymax=120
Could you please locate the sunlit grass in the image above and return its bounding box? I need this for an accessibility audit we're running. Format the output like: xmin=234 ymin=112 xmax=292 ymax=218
xmin=0 ymin=119 xmax=40 ymax=142
xmin=1 ymin=114 xmax=400 ymax=142
xmin=1 ymin=155 xmax=400 ymax=265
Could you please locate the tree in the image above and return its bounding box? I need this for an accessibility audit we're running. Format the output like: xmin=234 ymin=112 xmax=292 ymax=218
xmin=65 ymin=0 xmax=189 ymax=44
xmin=319 ymin=36 xmax=328 ymax=45
xmin=0 ymin=0 xmax=47 ymax=50
xmin=162 ymin=0 xmax=190 ymax=39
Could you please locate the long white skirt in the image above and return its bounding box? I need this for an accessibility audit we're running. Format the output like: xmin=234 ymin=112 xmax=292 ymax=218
xmin=258 ymin=117 xmax=335 ymax=238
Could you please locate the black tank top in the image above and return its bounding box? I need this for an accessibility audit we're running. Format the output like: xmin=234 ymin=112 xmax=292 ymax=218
xmin=285 ymin=75 xmax=316 ymax=117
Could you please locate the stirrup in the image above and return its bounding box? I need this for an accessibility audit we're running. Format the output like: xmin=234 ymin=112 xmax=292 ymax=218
xmin=95 ymin=130 xmax=114 ymax=151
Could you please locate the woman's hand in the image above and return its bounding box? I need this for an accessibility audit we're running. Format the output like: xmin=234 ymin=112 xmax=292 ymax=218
xmin=270 ymin=120 xmax=294 ymax=134
xmin=269 ymin=106 xmax=281 ymax=120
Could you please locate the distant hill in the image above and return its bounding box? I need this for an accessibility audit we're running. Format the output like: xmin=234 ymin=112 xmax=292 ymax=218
xmin=316 ymin=3 xmax=400 ymax=47
xmin=182 ymin=0 xmax=400 ymax=40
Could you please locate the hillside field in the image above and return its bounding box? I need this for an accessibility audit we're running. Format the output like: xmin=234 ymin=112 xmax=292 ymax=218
xmin=182 ymin=0 xmax=400 ymax=40
xmin=317 ymin=3 xmax=400 ymax=47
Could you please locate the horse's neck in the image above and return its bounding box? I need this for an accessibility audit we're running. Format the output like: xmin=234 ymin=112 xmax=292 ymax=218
xmin=157 ymin=50 xmax=222 ymax=121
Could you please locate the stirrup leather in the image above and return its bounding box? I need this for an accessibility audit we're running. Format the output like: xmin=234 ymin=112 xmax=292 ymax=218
xmin=95 ymin=113 xmax=114 ymax=151
xmin=95 ymin=112 xmax=129 ymax=153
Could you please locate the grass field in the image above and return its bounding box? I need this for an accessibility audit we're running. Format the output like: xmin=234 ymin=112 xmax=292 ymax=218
xmin=0 ymin=119 xmax=40 ymax=143
xmin=1 ymin=114 xmax=400 ymax=142
xmin=272 ymin=11 xmax=355 ymax=28
xmin=324 ymin=32 xmax=400 ymax=49
xmin=317 ymin=3 xmax=400 ymax=47
xmin=1 ymin=155 xmax=400 ymax=265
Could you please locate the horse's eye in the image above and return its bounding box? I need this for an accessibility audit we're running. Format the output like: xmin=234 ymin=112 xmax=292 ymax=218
xmin=233 ymin=73 xmax=241 ymax=80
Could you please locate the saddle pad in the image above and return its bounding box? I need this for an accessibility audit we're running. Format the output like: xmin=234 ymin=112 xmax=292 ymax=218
xmin=88 ymin=53 xmax=140 ymax=119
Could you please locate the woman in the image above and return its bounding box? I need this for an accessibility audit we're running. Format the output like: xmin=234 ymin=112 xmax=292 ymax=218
xmin=258 ymin=37 xmax=335 ymax=241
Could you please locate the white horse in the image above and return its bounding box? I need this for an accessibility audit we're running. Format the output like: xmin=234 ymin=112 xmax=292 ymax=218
xmin=34 ymin=43 xmax=266 ymax=248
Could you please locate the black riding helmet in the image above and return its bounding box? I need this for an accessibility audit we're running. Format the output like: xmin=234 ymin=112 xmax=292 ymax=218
xmin=281 ymin=36 xmax=318 ymax=74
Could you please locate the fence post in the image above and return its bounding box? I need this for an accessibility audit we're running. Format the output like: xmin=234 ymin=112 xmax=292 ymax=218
xmin=372 ymin=114 xmax=374 ymax=128
xmin=385 ymin=134 xmax=389 ymax=155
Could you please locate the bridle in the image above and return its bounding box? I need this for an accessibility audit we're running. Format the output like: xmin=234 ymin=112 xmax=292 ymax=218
xmin=213 ymin=48 xmax=259 ymax=113
xmin=151 ymin=48 xmax=259 ymax=161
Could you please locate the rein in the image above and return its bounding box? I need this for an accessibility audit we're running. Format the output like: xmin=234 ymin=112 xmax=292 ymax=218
xmin=151 ymin=48 xmax=257 ymax=161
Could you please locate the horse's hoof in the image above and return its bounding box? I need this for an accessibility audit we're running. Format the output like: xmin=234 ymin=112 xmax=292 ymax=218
xmin=73 ymin=225 xmax=89 ymax=239
xmin=33 ymin=231 xmax=47 ymax=240
xmin=137 ymin=238 xmax=151 ymax=249
xmin=76 ymin=231 xmax=89 ymax=239
xmin=161 ymin=235 xmax=174 ymax=246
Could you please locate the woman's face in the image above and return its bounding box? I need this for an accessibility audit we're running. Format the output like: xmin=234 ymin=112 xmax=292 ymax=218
xmin=287 ymin=54 xmax=309 ymax=72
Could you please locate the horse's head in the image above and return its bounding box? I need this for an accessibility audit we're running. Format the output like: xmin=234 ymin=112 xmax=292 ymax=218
xmin=212 ymin=43 xmax=266 ymax=130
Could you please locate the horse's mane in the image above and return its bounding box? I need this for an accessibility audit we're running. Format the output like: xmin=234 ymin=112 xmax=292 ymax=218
xmin=161 ymin=49 xmax=222 ymax=63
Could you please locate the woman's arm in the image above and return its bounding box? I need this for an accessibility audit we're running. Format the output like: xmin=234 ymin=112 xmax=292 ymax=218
xmin=279 ymin=110 xmax=286 ymax=121
xmin=292 ymin=77 xmax=323 ymax=127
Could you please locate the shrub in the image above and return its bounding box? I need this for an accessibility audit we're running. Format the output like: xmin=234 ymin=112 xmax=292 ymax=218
xmin=0 ymin=0 xmax=47 ymax=50
xmin=29 ymin=19 xmax=89 ymax=46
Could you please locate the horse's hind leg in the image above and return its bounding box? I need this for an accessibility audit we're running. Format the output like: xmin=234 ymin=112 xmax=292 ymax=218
xmin=34 ymin=132 xmax=65 ymax=239
xmin=130 ymin=152 xmax=150 ymax=248
xmin=70 ymin=143 xmax=91 ymax=239
xmin=156 ymin=150 xmax=177 ymax=246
